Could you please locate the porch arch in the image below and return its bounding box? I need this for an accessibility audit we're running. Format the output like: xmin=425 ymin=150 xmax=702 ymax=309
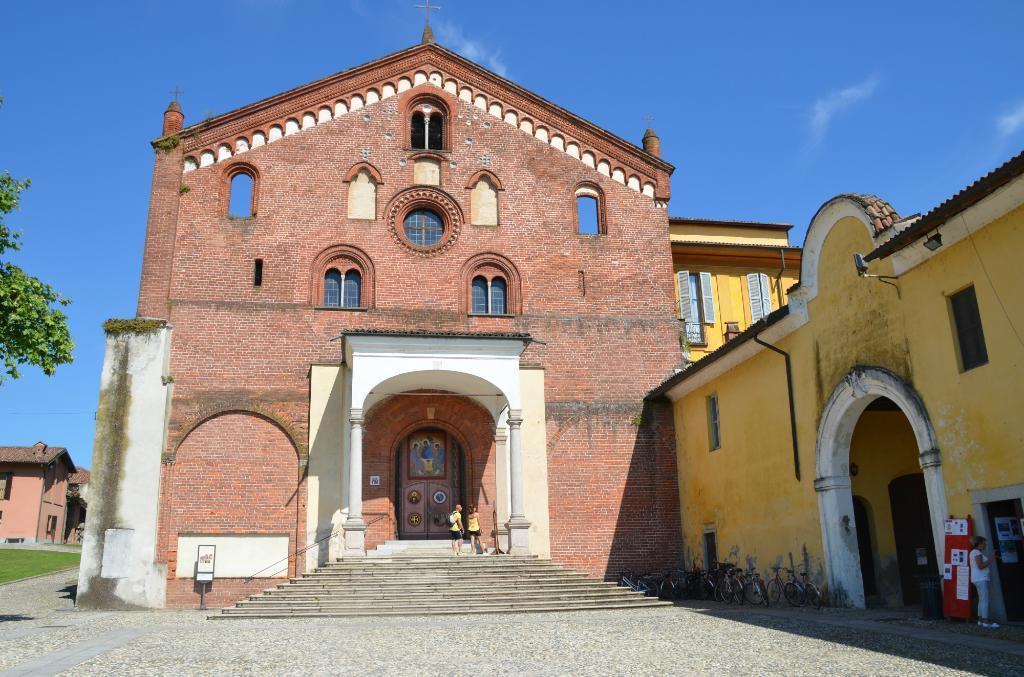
xmin=814 ymin=366 xmax=946 ymax=607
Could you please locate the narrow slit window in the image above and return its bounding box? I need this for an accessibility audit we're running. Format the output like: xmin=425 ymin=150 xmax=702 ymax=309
xmin=707 ymin=393 xmax=721 ymax=451
xmin=253 ymin=259 xmax=263 ymax=287
xmin=490 ymin=277 xmax=507 ymax=315
xmin=577 ymin=195 xmax=599 ymax=235
xmin=228 ymin=172 xmax=254 ymax=218
xmin=471 ymin=276 xmax=489 ymax=314
xmin=343 ymin=269 xmax=362 ymax=308
xmin=323 ymin=269 xmax=341 ymax=307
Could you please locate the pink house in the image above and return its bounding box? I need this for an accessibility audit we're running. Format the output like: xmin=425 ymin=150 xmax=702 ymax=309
xmin=0 ymin=443 xmax=77 ymax=543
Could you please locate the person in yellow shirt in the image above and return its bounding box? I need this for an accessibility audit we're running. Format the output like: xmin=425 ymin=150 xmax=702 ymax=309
xmin=466 ymin=505 xmax=483 ymax=555
xmin=449 ymin=503 xmax=464 ymax=555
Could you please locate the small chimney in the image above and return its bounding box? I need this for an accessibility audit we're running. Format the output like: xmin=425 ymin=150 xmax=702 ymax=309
xmin=163 ymin=101 xmax=184 ymax=136
xmin=642 ymin=127 xmax=660 ymax=157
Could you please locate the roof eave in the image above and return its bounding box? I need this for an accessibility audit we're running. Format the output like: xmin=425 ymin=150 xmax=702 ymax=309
xmin=645 ymin=305 xmax=791 ymax=400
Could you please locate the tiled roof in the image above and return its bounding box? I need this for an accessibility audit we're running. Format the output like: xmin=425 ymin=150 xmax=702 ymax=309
xmin=866 ymin=150 xmax=1024 ymax=261
xmin=341 ymin=329 xmax=531 ymax=340
xmin=669 ymin=216 xmax=793 ymax=231
xmin=0 ymin=442 xmax=69 ymax=466
xmin=671 ymin=240 xmax=802 ymax=252
xmin=837 ymin=194 xmax=902 ymax=234
xmin=69 ymin=468 xmax=91 ymax=485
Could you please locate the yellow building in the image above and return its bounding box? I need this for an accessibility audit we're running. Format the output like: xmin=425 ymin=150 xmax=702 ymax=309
xmin=670 ymin=218 xmax=801 ymax=360
xmin=651 ymin=152 xmax=1024 ymax=621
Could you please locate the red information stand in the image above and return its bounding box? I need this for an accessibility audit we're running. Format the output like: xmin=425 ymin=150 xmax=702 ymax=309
xmin=942 ymin=515 xmax=974 ymax=619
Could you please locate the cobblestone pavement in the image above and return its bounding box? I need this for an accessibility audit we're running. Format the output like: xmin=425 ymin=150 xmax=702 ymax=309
xmin=1 ymin=570 xmax=1022 ymax=676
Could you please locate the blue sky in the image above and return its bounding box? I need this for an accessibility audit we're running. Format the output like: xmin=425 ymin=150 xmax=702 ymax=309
xmin=1 ymin=1 xmax=1022 ymax=468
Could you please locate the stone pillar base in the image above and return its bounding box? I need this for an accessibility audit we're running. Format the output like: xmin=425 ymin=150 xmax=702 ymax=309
xmin=493 ymin=525 xmax=510 ymax=554
xmin=507 ymin=517 xmax=531 ymax=555
xmin=342 ymin=520 xmax=367 ymax=557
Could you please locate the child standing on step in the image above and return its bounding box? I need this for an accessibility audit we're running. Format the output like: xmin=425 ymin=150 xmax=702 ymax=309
xmin=466 ymin=506 xmax=483 ymax=554
xmin=449 ymin=504 xmax=465 ymax=555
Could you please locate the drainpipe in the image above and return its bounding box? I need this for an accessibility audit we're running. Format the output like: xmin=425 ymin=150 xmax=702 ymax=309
xmin=776 ymin=248 xmax=787 ymax=309
xmin=753 ymin=334 xmax=801 ymax=481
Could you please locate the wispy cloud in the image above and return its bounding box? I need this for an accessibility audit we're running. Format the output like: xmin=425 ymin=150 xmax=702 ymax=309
xmin=809 ymin=76 xmax=879 ymax=144
xmin=997 ymin=101 xmax=1024 ymax=138
xmin=435 ymin=20 xmax=508 ymax=78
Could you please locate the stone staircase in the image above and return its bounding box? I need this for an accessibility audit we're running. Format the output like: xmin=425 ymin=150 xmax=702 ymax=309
xmin=211 ymin=544 xmax=668 ymax=618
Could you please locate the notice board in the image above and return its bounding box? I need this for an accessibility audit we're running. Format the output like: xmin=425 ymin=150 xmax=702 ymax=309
xmin=942 ymin=516 xmax=973 ymax=619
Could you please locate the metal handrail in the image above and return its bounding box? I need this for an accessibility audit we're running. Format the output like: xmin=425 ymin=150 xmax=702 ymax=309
xmin=243 ymin=514 xmax=388 ymax=582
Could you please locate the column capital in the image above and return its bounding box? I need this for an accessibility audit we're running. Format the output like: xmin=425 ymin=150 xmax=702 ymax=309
xmin=919 ymin=447 xmax=942 ymax=469
xmin=349 ymin=408 xmax=364 ymax=425
xmin=814 ymin=474 xmax=852 ymax=493
xmin=507 ymin=409 xmax=523 ymax=428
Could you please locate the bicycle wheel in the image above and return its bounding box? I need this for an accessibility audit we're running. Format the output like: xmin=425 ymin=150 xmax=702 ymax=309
xmin=783 ymin=581 xmax=802 ymax=606
xmin=744 ymin=579 xmax=765 ymax=605
xmin=734 ymin=578 xmax=748 ymax=605
xmin=804 ymin=583 xmax=822 ymax=609
xmin=765 ymin=578 xmax=782 ymax=607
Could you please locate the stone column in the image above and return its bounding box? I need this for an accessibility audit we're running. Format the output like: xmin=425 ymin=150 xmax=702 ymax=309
xmin=494 ymin=428 xmax=510 ymax=552
xmin=506 ymin=410 xmax=531 ymax=555
xmin=814 ymin=474 xmax=864 ymax=608
xmin=342 ymin=408 xmax=366 ymax=557
xmin=919 ymin=447 xmax=948 ymax=572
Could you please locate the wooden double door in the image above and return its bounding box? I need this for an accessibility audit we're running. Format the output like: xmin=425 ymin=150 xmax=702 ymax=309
xmin=397 ymin=428 xmax=463 ymax=539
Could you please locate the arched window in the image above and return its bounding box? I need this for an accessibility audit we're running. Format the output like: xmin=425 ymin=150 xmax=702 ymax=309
xmin=410 ymin=106 xmax=445 ymax=150
xmin=470 ymin=175 xmax=499 ymax=226
xmin=403 ymin=209 xmax=444 ymax=247
xmin=343 ymin=269 xmax=362 ymax=308
xmin=490 ymin=277 xmax=507 ymax=315
xmin=229 ymin=172 xmax=255 ymax=218
xmin=323 ymin=269 xmax=341 ymax=307
xmin=576 ymin=195 xmax=599 ymax=235
xmin=347 ymin=168 xmax=378 ymax=220
xmin=471 ymin=276 xmax=488 ymax=314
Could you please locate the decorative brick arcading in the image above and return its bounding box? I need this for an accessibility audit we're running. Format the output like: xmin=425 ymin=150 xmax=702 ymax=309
xmin=175 ymin=45 xmax=668 ymax=203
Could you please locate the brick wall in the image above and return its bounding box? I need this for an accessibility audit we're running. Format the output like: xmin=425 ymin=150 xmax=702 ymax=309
xmin=159 ymin=412 xmax=303 ymax=608
xmin=143 ymin=75 xmax=683 ymax=603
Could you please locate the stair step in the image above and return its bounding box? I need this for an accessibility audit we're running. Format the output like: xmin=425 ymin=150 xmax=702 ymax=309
xmin=215 ymin=553 xmax=659 ymax=619
xmin=213 ymin=599 xmax=669 ymax=619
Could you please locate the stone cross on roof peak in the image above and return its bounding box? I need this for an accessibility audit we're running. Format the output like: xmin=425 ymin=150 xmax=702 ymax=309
xmin=416 ymin=1 xmax=441 ymax=44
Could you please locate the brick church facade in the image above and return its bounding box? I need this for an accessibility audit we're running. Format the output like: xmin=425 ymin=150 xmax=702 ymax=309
xmin=78 ymin=35 xmax=686 ymax=609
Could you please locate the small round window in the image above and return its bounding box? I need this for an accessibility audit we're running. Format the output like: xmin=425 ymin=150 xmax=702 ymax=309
xmin=403 ymin=209 xmax=444 ymax=247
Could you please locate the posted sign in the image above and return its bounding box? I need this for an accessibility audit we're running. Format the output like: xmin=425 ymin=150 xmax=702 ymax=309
xmin=196 ymin=544 xmax=216 ymax=582
xmin=942 ymin=516 xmax=973 ymax=619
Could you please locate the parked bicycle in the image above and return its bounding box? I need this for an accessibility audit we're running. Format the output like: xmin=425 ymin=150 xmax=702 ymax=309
xmin=765 ymin=566 xmax=821 ymax=609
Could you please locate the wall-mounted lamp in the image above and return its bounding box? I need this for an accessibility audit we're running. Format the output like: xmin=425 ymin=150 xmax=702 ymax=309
xmin=923 ymin=231 xmax=943 ymax=251
xmin=852 ymin=253 xmax=901 ymax=298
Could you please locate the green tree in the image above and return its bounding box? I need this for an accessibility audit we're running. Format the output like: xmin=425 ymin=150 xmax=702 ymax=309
xmin=0 ymin=99 xmax=74 ymax=383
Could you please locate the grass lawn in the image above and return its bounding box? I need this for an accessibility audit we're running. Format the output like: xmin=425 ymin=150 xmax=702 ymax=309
xmin=0 ymin=549 xmax=81 ymax=585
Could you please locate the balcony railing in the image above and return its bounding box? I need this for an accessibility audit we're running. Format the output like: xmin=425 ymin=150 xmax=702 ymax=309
xmin=683 ymin=321 xmax=705 ymax=346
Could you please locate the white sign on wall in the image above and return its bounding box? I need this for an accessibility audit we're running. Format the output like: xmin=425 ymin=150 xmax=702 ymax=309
xmin=196 ymin=544 xmax=216 ymax=582
xmin=369 ymin=475 xmax=381 ymax=486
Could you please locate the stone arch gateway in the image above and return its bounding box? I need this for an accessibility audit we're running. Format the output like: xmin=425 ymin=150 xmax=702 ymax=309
xmin=814 ymin=366 xmax=947 ymax=607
